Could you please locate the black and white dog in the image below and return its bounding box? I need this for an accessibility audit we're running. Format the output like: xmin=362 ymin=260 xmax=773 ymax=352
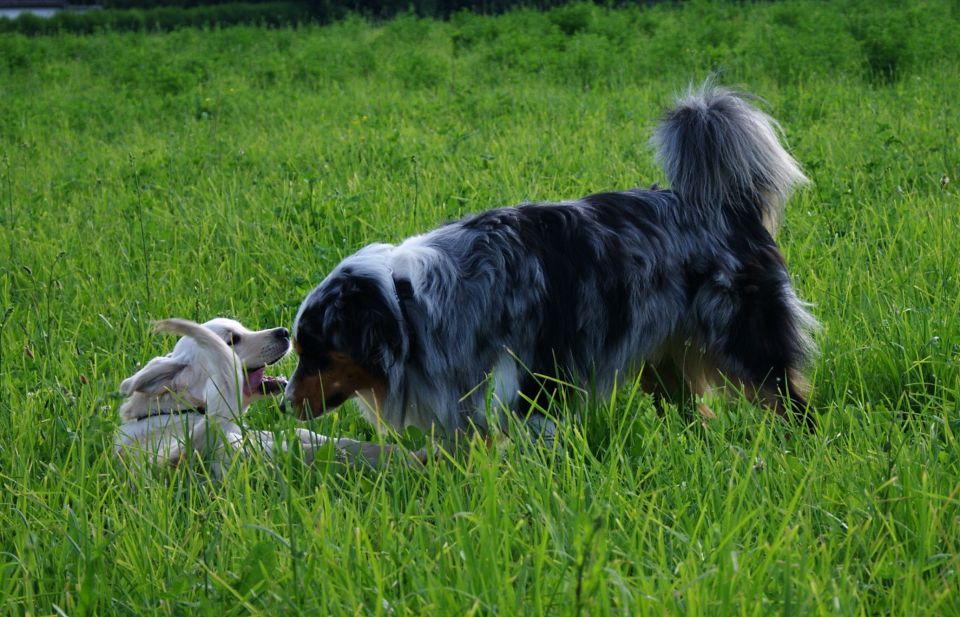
xmin=285 ymin=85 xmax=817 ymax=459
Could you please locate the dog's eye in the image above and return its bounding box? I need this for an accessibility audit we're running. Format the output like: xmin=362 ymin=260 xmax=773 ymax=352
xmin=226 ymin=333 xmax=241 ymax=346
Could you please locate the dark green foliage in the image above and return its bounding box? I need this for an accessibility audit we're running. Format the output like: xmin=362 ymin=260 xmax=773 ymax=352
xmin=5 ymin=0 xmax=956 ymax=65
xmin=846 ymin=5 xmax=917 ymax=82
xmin=0 ymin=2 xmax=316 ymax=35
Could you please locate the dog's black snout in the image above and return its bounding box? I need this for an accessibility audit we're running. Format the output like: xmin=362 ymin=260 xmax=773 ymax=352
xmin=274 ymin=327 xmax=290 ymax=340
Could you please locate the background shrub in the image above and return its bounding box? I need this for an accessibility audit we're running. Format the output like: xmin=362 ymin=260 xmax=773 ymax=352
xmin=0 ymin=2 xmax=315 ymax=34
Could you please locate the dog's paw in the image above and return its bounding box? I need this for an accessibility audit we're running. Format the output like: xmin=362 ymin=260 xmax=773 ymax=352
xmin=258 ymin=375 xmax=287 ymax=396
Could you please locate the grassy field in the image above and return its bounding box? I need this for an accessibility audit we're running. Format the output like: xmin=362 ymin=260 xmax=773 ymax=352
xmin=2 ymin=1 xmax=959 ymax=614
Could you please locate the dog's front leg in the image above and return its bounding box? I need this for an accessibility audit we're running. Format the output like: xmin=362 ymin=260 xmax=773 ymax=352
xmin=332 ymin=438 xmax=427 ymax=469
xmin=227 ymin=426 xmax=332 ymax=465
xmin=524 ymin=413 xmax=559 ymax=449
xmin=287 ymin=428 xmax=331 ymax=464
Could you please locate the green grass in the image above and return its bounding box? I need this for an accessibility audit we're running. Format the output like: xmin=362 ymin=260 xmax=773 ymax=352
xmin=2 ymin=1 xmax=960 ymax=614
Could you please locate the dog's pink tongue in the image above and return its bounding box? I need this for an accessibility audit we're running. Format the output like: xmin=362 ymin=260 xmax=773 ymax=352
xmin=244 ymin=367 xmax=265 ymax=396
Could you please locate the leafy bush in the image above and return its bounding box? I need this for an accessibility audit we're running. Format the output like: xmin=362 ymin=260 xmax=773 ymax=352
xmin=548 ymin=1 xmax=594 ymax=36
xmin=0 ymin=33 xmax=34 ymax=73
xmin=847 ymin=9 xmax=916 ymax=82
xmin=738 ymin=2 xmax=862 ymax=83
xmin=292 ymin=20 xmax=377 ymax=85
xmin=0 ymin=2 xmax=314 ymax=35
xmin=391 ymin=48 xmax=447 ymax=88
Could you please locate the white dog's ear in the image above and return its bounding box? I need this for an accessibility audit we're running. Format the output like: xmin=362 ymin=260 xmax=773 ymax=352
xmin=120 ymin=357 xmax=188 ymax=395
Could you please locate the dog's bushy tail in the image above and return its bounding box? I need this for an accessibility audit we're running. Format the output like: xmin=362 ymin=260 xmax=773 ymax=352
xmin=153 ymin=318 xmax=242 ymax=420
xmin=651 ymin=83 xmax=808 ymax=235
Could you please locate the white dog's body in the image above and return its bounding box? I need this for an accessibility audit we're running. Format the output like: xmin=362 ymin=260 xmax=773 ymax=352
xmin=116 ymin=318 xmax=332 ymax=471
xmin=116 ymin=318 xmax=418 ymax=471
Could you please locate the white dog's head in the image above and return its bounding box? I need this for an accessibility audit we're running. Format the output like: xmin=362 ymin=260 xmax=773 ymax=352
xmin=119 ymin=318 xmax=290 ymax=421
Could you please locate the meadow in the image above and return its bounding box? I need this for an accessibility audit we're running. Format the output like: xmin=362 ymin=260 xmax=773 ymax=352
xmin=1 ymin=1 xmax=959 ymax=614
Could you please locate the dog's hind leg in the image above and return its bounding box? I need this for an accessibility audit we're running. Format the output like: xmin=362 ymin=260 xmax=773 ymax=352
xmin=690 ymin=243 xmax=817 ymax=429
xmin=711 ymin=297 xmax=816 ymax=430
xmin=639 ymin=361 xmax=683 ymax=412
xmin=673 ymin=347 xmax=813 ymax=429
xmin=755 ymin=369 xmax=814 ymax=430
xmin=668 ymin=353 xmax=719 ymax=422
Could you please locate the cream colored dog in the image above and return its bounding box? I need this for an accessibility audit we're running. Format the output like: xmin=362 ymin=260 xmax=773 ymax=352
xmin=115 ymin=318 xmax=326 ymax=470
xmin=116 ymin=318 xmax=419 ymax=472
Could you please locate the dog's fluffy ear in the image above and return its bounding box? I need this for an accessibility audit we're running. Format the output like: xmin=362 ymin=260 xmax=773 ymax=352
xmin=336 ymin=280 xmax=406 ymax=375
xmin=354 ymin=308 xmax=404 ymax=374
xmin=119 ymin=356 xmax=188 ymax=396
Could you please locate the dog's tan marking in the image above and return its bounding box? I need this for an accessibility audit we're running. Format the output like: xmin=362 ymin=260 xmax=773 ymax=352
xmin=673 ymin=352 xmax=719 ymax=421
xmin=641 ymin=349 xmax=718 ymax=422
xmin=643 ymin=343 xmax=728 ymax=422
xmin=287 ymin=350 xmax=387 ymax=420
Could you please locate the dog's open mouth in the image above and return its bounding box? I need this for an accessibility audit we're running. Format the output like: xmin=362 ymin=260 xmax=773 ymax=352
xmin=242 ymin=344 xmax=290 ymax=398
xmin=243 ymin=367 xmax=287 ymax=397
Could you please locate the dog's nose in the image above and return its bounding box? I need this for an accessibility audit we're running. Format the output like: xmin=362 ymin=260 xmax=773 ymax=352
xmin=275 ymin=327 xmax=290 ymax=340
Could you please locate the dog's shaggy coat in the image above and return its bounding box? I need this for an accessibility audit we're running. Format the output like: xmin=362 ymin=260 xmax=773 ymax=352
xmin=285 ymin=85 xmax=818 ymax=445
